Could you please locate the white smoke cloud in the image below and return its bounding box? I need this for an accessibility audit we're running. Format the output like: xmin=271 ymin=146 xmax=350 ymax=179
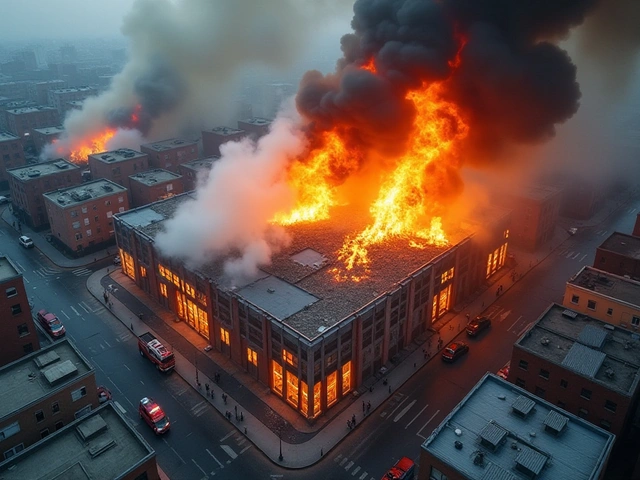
xmin=154 ymin=111 xmax=307 ymax=281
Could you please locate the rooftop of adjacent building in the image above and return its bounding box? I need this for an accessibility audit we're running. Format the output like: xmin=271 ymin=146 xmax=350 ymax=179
xmin=598 ymin=231 xmax=640 ymax=260
xmin=0 ymin=339 xmax=93 ymax=420
xmin=0 ymin=403 xmax=155 ymax=480
xmin=34 ymin=79 xmax=66 ymax=85
xmin=7 ymin=159 xmax=78 ymax=181
xmin=140 ymin=137 xmax=198 ymax=152
xmin=89 ymin=148 xmax=147 ymax=164
xmin=180 ymin=156 xmax=217 ymax=172
xmin=517 ymin=303 xmax=640 ymax=395
xmin=43 ymin=179 xmax=127 ymax=208
xmin=568 ymin=266 xmax=640 ymax=308
xmin=0 ymin=255 xmax=20 ymax=282
xmin=66 ymin=100 xmax=84 ymax=106
xmin=238 ymin=117 xmax=271 ymax=126
xmin=49 ymin=86 xmax=95 ymax=94
xmin=0 ymin=131 xmax=20 ymax=142
xmin=423 ymin=373 xmax=614 ymax=480
xmin=32 ymin=126 xmax=65 ymax=135
xmin=5 ymin=105 xmax=57 ymax=115
xmin=207 ymin=126 xmax=245 ymax=136
xmin=1 ymin=100 xmax=36 ymax=110
xmin=130 ymin=168 xmax=182 ymax=186
xmin=503 ymin=184 xmax=562 ymax=204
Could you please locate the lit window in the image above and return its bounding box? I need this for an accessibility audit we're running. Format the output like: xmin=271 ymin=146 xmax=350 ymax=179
xmin=282 ymin=349 xmax=296 ymax=367
xmin=140 ymin=266 xmax=147 ymax=278
xmin=220 ymin=328 xmax=230 ymax=346
xmin=159 ymin=283 xmax=168 ymax=297
xmin=326 ymin=371 xmax=337 ymax=407
xmin=313 ymin=382 xmax=322 ymax=416
xmin=504 ymin=229 xmax=509 ymax=239
xmin=342 ymin=361 xmax=352 ymax=394
xmin=247 ymin=347 xmax=258 ymax=366
xmin=441 ymin=267 xmax=454 ymax=283
xmin=301 ymin=381 xmax=309 ymax=416
xmin=272 ymin=360 xmax=283 ymax=395
xmin=286 ymin=371 xmax=299 ymax=407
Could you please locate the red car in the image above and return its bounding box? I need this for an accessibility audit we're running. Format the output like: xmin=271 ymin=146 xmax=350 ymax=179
xmin=36 ymin=309 xmax=65 ymax=338
xmin=497 ymin=362 xmax=510 ymax=380
xmin=139 ymin=397 xmax=170 ymax=434
xmin=97 ymin=386 xmax=112 ymax=404
xmin=441 ymin=341 xmax=469 ymax=363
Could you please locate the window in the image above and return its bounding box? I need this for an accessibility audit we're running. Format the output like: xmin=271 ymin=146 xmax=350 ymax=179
xmin=605 ymin=308 xmax=613 ymax=316
xmin=578 ymin=408 xmax=589 ymax=418
xmin=560 ymin=379 xmax=568 ymax=388
xmin=35 ymin=410 xmax=45 ymax=423
xmin=429 ymin=466 xmax=448 ymax=480
xmin=160 ymin=283 xmax=168 ymax=298
xmin=0 ymin=422 xmax=20 ymax=441
xmin=52 ymin=402 xmax=60 ymax=414
xmin=518 ymin=359 xmax=528 ymax=371
xmin=581 ymin=388 xmax=592 ymax=400
xmin=105 ymin=200 xmax=111 ymax=206
xmin=272 ymin=360 xmax=283 ymax=395
xmin=326 ymin=371 xmax=338 ymax=406
xmin=3 ymin=443 xmax=24 ymax=459
xmin=220 ymin=328 xmax=230 ymax=346
xmin=81 ymin=206 xmax=87 ymax=213
xmin=605 ymin=400 xmax=617 ymax=413
xmin=535 ymin=386 xmax=546 ymax=398
xmin=282 ymin=349 xmax=296 ymax=367
xmin=247 ymin=347 xmax=258 ymax=366
xmin=17 ymin=323 xmax=29 ymax=336
xmin=587 ymin=300 xmax=597 ymax=310
xmin=167 ymin=183 xmax=173 ymax=192
xmin=571 ymin=294 xmax=579 ymax=304
xmin=23 ymin=343 xmax=33 ymax=354
xmin=72 ymin=221 xmax=80 ymax=229
xmin=516 ymin=378 xmax=526 ymax=387
xmin=94 ymin=215 xmax=99 ymax=222
xmin=106 ymin=211 xmax=113 ymax=218
xmin=84 ymin=218 xmax=90 ymax=226
xmin=286 ymin=371 xmax=299 ymax=406
xmin=119 ymin=206 xmax=125 ymax=213
xmin=140 ymin=266 xmax=147 ymax=278
xmin=75 ymin=233 xmax=82 ymax=240
xmin=93 ymin=205 xmax=97 ymax=211
xmin=539 ymin=369 xmax=550 ymax=380
xmin=11 ymin=304 xmax=22 ymax=315
xmin=40 ymin=428 xmax=50 ymax=439
xmin=118 ymin=196 xmax=124 ymax=203
xmin=71 ymin=386 xmax=87 ymax=401
xmin=86 ymin=229 xmax=92 ymax=237
xmin=55 ymin=421 xmax=64 ymax=430
xmin=70 ymin=210 xmax=78 ymax=217
xmin=5 ymin=287 xmax=17 ymax=298
xmin=342 ymin=361 xmax=352 ymax=394
xmin=632 ymin=316 xmax=640 ymax=327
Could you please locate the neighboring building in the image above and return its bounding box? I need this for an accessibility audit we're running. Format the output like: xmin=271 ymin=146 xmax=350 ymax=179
xmin=30 ymin=125 xmax=64 ymax=155
xmin=564 ymin=266 xmax=640 ymax=330
xmin=43 ymin=179 xmax=129 ymax=257
xmin=140 ymin=138 xmax=199 ymax=173
xmin=7 ymin=159 xmax=81 ymax=230
xmin=0 ymin=101 xmax=36 ymax=131
xmin=88 ymin=148 xmax=148 ymax=194
xmin=0 ymin=339 xmax=99 ymax=458
xmin=114 ymin=195 xmax=512 ymax=420
xmin=0 ymin=255 xmax=40 ymax=367
xmin=237 ymin=117 xmax=271 ymax=140
xmin=4 ymin=106 xmax=59 ymax=139
xmin=27 ymin=80 xmax=66 ymax=106
xmin=0 ymin=81 xmax=30 ymax=102
xmin=419 ymin=373 xmax=614 ymax=480
xmin=178 ymin=156 xmax=216 ymax=191
xmin=202 ymin=126 xmax=245 ymax=157
xmin=632 ymin=213 xmax=640 ymax=237
xmin=594 ymin=232 xmax=640 ymax=281
xmin=0 ymin=131 xmax=25 ymax=188
xmin=0 ymin=403 xmax=160 ymax=480
xmin=498 ymin=185 xmax=561 ymax=251
xmin=47 ymin=86 xmax=96 ymax=118
xmin=129 ymin=169 xmax=184 ymax=208
xmin=508 ymin=303 xmax=640 ymax=437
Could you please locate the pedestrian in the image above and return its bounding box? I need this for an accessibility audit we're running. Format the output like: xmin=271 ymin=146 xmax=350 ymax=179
xmin=465 ymin=313 xmax=470 ymax=321
xmin=321 ymin=448 xmax=323 ymax=457
xmin=388 ymin=385 xmax=391 ymax=394
xmin=352 ymin=414 xmax=356 ymax=427
xmin=138 ymin=312 xmax=143 ymax=320
xmin=130 ymin=323 xmax=134 ymax=331
xmin=414 ymin=362 xmax=416 ymax=368
xmin=362 ymin=401 xmax=365 ymax=413
xmin=347 ymin=420 xmax=352 ymax=429
xmin=205 ymin=383 xmax=209 ymax=395
xmin=240 ymin=412 xmax=244 ymax=421
xmin=235 ymin=405 xmax=238 ymax=419
xmin=367 ymin=401 xmax=371 ymax=413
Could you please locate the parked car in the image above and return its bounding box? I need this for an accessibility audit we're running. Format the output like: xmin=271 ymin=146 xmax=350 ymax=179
xmin=0 ymin=195 xmax=8 ymax=204
xmin=139 ymin=397 xmax=170 ymax=434
xmin=36 ymin=309 xmax=66 ymax=338
xmin=568 ymin=227 xmax=578 ymax=235
xmin=497 ymin=362 xmax=510 ymax=380
xmin=466 ymin=316 xmax=491 ymax=337
xmin=97 ymin=386 xmax=112 ymax=404
xmin=441 ymin=341 xmax=469 ymax=363
xmin=19 ymin=235 xmax=34 ymax=248
xmin=113 ymin=255 xmax=121 ymax=265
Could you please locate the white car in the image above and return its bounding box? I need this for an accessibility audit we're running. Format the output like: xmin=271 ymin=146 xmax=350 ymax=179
xmin=113 ymin=255 xmax=121 ymax=265
xmin=0 ymin=195 xmax=9 ymax=204
xmin=19 ymin=235 xmax=34 ymax=248
xmin=568 ymin=227 xmax=578 ymax=235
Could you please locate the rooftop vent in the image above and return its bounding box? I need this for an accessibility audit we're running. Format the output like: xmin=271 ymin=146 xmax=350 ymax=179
xmin=71 ymin=190 xmax=91 ymax=202
xmin=511 ymin=395 xmax=536 ymax=418
xmin=605 ymin=368 xmax=615 ymax=378
xmin=53 ymin=161 xmax=69 ymax=169
xmin=540 ymin=337 xmax=550 ymax=346
xmin=101 ymin=184 xmax=113 ymax=192
xmin=33 ymin=351 xmax=61 ymax=368
xmin=515 ymin=445 xmax=548 ymax=477
xmin=27 ymin=169 xmax=41 ymax=177
xmin=544 ymin=410 xmax=568 ymax=435
xmin=562 ymin=309 xmax=578 ymax=319
xmin=76 ymin=415 xmax=108 ymax=441
xmin=89 ymin=438 xmax=117 ymax=458
xmin=454 ymin=441 xmax=463 ymax=450
xmin=473 ymin=451 xmax=484 ymax=466
xmin=42 ymin=359 xmax=78 ymax=386
xmin=479 ymin=421 xmax=507 ymax=451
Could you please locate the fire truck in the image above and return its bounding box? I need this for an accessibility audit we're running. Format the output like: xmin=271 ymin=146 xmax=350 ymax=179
xmin=381 ymin=457 xmax=415 ymax=480
xmin=138 ymin=332 xmax=175 ymax=372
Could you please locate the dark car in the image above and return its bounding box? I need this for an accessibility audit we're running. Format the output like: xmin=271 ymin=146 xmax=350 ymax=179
xmin=466 ymin=316 xmax=491 ymax=337
xmin=139 ymin=397 xmax=170 ymax=434
xmin=36 ymin=309 xmax=66 ymax=338
xmin=441 ymin=341 xmax=469 ymax=363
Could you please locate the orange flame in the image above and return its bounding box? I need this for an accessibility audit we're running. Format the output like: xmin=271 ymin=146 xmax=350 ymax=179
xmin=360 ymin=58 xmax=377 ymax=73
xmin=67 ymin=129 xmax=117 ymax=163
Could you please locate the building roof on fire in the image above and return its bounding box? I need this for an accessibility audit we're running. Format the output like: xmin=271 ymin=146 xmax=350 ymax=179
xmin=422 ymin=374 xmax=614 ymax=480
xmin=516 ymin=303 xmax=640 ymax=396
xmin=568 ymin=266 xmax=640 ymax=308
xmin=598 ymin=232 xmax=640 ymax=260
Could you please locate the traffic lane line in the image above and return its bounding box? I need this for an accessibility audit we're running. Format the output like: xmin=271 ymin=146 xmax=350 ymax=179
xmin=405 ymin=404 xmax=428 ymax=429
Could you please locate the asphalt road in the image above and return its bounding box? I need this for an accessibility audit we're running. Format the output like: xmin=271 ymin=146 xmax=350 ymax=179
xmin=0 ymin=195 xmax=637 ymax=480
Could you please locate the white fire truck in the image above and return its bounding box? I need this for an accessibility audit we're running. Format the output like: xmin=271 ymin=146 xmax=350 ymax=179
xmin=138 ymin=332 xmax=175 ymax=372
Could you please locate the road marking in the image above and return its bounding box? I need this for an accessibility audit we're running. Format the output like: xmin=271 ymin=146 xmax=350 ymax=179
xmin=237 ymin=438 xmax=246 ymax=446
xmin=359 ymin=473 xmax=368 ymax=480
xmin=220 ymin=430 xmax=235 ymax=442
xmin=345 ymin=461 xmax=354 ymax=470
xmin=239 ymin=445 xmax=251 ymax=454
xmin=498 ymin=310 xmax=511 ymax=323
xmin=507 ymin=315 xmax=523 ymax=332
xmin=394 ymin=399 xmax=416 ymax=422
xmin=114 ymin=401 xmax=126 ymax=414
xmin=78 ymin=302 xmax=90 ymax=313
xmin=60 ymin=310 xmax=70 ymax=320
xmin=334 ymin=454 xmax=343 ymax=463
xmin=565 ymin=251 xmax=574 ymax=258
xmin=191 ymin=401 xmax=208 ymax=417
xmin=340 ymin=457 xmax=348 ymax=466
xmin=14 ymin=260 xmax=25 ymax=272
xmin=191 ymin=458 xmax=207 ymax=477
xmin=206 ymin=448 xmax=224 ymax=468
xmin=81 ymin=301 xmax=93 ymax=312
xmin=352 ymin=466 xmax=361 ymax=475
xmin=104 ymin=340 xmax=111 ymax=348
xmin=23 ymin=276 xmax=30 ymax=283
xmin=417 ymin=409 xmax=440 ymax=439
xmin=405 ymin=404 xmax=429 ymax=429
xmin=580 ymin=253 xmax=588 ymax=262
xmin=220 ymin=444 xmax=237 ymax=460
xmin=572 ymin=252 xmax=581 ymax=260
xmin=386 ymin=394 xmax=409 ymax=419
xmin=70 ymin=305 xmax=80 ymax=316
xmin=123 ymin=364 xmax=130 ymax=371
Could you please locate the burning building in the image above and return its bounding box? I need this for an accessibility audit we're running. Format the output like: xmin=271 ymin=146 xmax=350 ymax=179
xmin=114 ymin=193 xmax=510 ymax=419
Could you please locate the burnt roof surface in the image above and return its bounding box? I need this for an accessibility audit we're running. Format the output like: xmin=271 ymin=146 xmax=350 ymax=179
xmin=598 ymin=232 xmax=640 ymax=260
xmin=568 ymin=266 xmax=640 ymax=307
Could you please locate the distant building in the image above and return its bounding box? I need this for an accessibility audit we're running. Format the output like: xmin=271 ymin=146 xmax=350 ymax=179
xmin=632 ymin=213 xmax=640 ymax=238
xmin=88 ymin=148 xmax=148 ymax=195
xmin=47 ymin=86 xmax=96 ymax=118
xmin=594 ymin=232 xmax=640 ymax=281
xmin=0 ymin=402 xmax=160 ymax=480
xmin=30 ymin=125 xmax=64 ymax=155
xmin=419 ymin=373 xmax=614 ymax=480
xmin=178 ymin=156 xmax=216 ymax=191
xmin=0 ymin=339 xmax=99 ymax=458
xmin=27 ymin=80 xmax=66 ymax=106
xmin=0 ymin=131 xmax=25 ymax=188
xmin=7 ymin=159 xmax=81 ymax=229
xmin=564 ymin=266 xmax=640 ymax=330
xmin=0 ymin=81 xmax=31 ymax=102
xmin=129 ymin=169 xmax=184 ymax=208
xmin=508 ymin=303 xmax=640 ymax=437
xmin=237 ymin=117 xmax=271 ymax=140
xmin=139 ymin=138 xmax=199 ymax=173
xmin=202 ymin=127 xmax=245 ymax=157
xmin=43 ymin=179 xmax=129 ymax=257
xmin=0 ymin=255 xmax=40 ymax=367
xmin=4 ymin=106 xmax=59 ymax=139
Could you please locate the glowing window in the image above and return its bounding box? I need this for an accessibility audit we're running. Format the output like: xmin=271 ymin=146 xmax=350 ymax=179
xmin=326 ymin=371 xmax=337 ymax=407
xmin=272 ymin=360 xmax=283 ymax=395
xmin=286 ymin=371 xmax=299 ymax=407
xmin=301 ymin=381 xmax=309 ymax=416
xmin=247 ymin=347 xmax=258 ymax=366
xmin=184 ymin=283 xmax=195 ymax=297
xmin=159 ymin=283 xmax=168 ymax=298
xmin=220 ymin=328 xmax=230 ymax=346
xmin=342 ymin=360 xmax=352 ymax=394
xmin=140 ymin=265 xmax=147 ymax=278
xmin=172 ymin=273 xmax=180 ymax=287
xmin=282 ymin=349 xmax=296 ymax=367
xmin=158 ymin=265 xmax=167 ymax=278
xmin=121 ymin=249 xmax=135 ymax=280
xmin=441 ymin=267 xmax=454 ymax=283
xmin=313 ymin=382 xmax=321 ymax=416
xmin=504 ymin=229 xmax=509 ymax=239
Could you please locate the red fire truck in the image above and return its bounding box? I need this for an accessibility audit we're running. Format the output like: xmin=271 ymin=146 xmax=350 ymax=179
xmin=138 ymin=332 xmax=175 ymax=372
xmin=381 ymin=457 xmax=415 ymax=480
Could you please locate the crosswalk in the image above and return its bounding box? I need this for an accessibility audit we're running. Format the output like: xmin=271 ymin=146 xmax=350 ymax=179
xmin=72 ymin=267 xmax=92 ymax=276
xmin=555 ymin=247 xmax=590 ymax=263
xmin=334 ymin=454 xmax=376 ymax=480
xmin=33 ymin=266 xmax=93 ymax=278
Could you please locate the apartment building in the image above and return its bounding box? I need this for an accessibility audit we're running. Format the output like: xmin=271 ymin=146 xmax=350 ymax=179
xmin=140 ymin=138 xmax=199 ymax=173
xmin=26 ymin=80 xmax=66 ymax=106
xmin=237 ymin=117 xmax=271 ymax=140
xmin=177 ymin=157 xmax=216 ymax=191
xmin=47 ymin=86 xmax=96 ymax=118
xmin=30 ymin=126 xmax=64 ymax=155
xmin=0 ymin=131 xmax=25 ymax=187
xmin=43 ymin=179 xmax=129 ymax=256
xmin=7 ymin=159 xmax=81 ymax=230
xmin=88 ymin=148 xmax=148 ymax=195
xmin=129 ymin=169 xmax=184 ymax=208
xmin=594 ymin=232 xmax=640 ymax=281
xmin=202 ymin=126 xmax=245 ymax=157
xmin=4 ymin=106 xmax=59 ymax=139
xmin=0 ymin=256 xmax=40 ymax=367
xmin=0 ymin=340 xmax=99 ymax=459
